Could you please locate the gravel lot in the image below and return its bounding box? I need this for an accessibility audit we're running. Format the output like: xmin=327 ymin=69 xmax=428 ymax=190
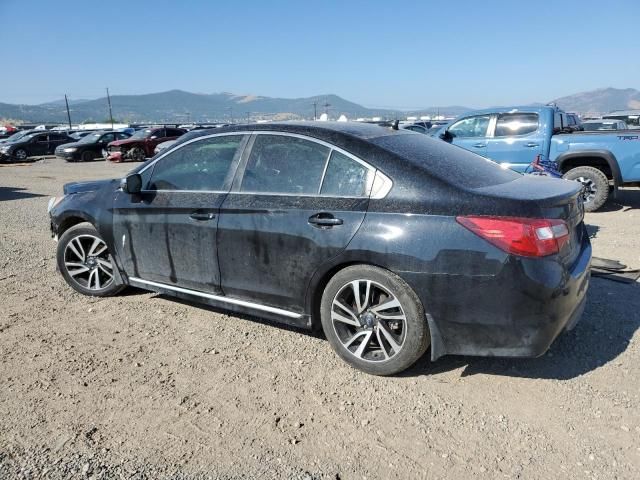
xmin=1 ymin=157 xmax=639 ymax=479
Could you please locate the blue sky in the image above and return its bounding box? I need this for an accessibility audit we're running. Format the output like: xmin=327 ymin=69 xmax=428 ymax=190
xmin=0 ymin=0 xmax=639 ymax=108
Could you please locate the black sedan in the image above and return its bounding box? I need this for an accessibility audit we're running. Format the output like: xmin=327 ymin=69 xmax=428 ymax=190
xmin=47 ymin=122 xmax=591 ymax=375
xmin=0 ymin=131 xmax=76 ymax=162
xmin=55 ymin=131 xmax=131 ymax=162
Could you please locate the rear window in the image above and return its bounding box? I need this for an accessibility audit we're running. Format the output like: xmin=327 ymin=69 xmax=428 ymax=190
xmin=371 ymin=133 xmax=521 ymax=189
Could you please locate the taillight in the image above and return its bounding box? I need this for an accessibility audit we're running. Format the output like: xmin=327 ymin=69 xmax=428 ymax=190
xmin=456 ymin=216 xmax=570 ymax=257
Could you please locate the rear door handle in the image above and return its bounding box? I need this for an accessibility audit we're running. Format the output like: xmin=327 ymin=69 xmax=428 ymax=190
xmin=308 ymin=213 xmax=343 ymax=227
xmin=472 ymin=143 xmax=486 ymax=148
xmin=525 ymin=143 xmax=539 ymax=148
xmin=190 ymin=211 xmax=216 ymax=221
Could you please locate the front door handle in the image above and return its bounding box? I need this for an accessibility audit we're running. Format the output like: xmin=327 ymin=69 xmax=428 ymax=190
xmin=308 ymin=213 xmax=343 ymax=227
xmin=472 ymin=143 xmax=486 ymax=148
xmin=190 ymin=211 xmax=216 ymax=221
xmin=525 ymin=143 xmax=539 ymax=148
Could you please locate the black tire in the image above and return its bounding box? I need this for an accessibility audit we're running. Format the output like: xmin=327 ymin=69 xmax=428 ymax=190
xmin=130 ymin=147 xmax=146 ymax=162
xmin=320 ymin=265 xmax=430 ymax=376
xmin=81 ymin=150 xmax=95 ymax=162
xmin=13 ymin=148 xmax=28 ymax=161
xmin=56 ymin=222 xmax=123 ymax=297
xmin=562 ymin=166 xmax=609 ymax=212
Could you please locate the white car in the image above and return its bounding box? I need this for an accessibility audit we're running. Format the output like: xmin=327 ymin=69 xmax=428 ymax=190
xmin=154 ymin=139 xmax=177 ymax=155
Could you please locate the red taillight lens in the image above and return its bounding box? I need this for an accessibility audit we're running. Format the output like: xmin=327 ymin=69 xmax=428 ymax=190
xmin=456 ymin=216 xmax=570 ymax=257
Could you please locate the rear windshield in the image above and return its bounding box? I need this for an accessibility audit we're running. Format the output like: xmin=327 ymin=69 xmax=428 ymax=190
xmin=371 ymin=133 xmax=521 ymax=189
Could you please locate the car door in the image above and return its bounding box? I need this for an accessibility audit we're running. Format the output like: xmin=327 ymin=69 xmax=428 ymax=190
xmin=446 ymin=114 xmax=492 ymax=157
xmin=29 ymin=134 xmax=49 ymax=156
xmin=112 ymin=133 xmax=249 ymax=293
xmin=49 ymin=134 xmax=72 ymax=153
xmin=216 ymin=133 xmax=374 ymax=313
xmin=97 ymin=133 xmax=115 ymax=154
xmin=144 ymin=128 xmax=166 ymax=155
xmin=485 ymin=112 xmax=543 ymax=172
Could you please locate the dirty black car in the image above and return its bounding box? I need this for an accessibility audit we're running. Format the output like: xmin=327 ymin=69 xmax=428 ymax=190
xmin=48 ymin=122 xmax=591 ymax=375
xmin=0 ymin=131 xmax=76 ymax=162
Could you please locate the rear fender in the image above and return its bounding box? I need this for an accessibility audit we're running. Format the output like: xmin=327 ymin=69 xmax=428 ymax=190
xmin=555 ymin=150 xmax=622 ymax=188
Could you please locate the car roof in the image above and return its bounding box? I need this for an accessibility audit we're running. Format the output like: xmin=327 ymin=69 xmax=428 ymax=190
xmin=184 ymin=121 xmax=401 ymax=143
xmin=458 ymin=105 xmax=560 ymax=117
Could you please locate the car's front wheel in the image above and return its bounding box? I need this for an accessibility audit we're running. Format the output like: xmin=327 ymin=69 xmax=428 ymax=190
xmin=56 ymin=222 xmax=123 ymax=297
xmin=320 ymin=265 xmax=430 ymax=376
xmin=130 ymin=147 xmax=146 ymax=162
xmin=14 ymin=148 xmax=28 ymax=161
xmin=81 ymin=150 xmax=95 ymax=162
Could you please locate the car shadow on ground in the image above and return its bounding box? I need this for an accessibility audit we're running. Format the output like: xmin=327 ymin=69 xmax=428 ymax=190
xmin=405 ymin=277 xmax=640 ymax=380
xmin=597 ymin=189 xmax=640 ymax=212
xmin=142 ymin=277 xmax=639 ymax=381
xmin=0 ymin=186 xmax=45 ymax=202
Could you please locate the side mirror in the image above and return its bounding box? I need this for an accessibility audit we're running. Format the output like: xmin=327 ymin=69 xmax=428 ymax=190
xmin=122 ymin=173 xmax=142 ymax=194
xmin=439 ymin=130 xmax=454 ymax=143
xmin=150 ymin=135 xmax=158 ymax=140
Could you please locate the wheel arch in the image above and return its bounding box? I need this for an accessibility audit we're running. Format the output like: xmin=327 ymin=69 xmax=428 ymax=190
xmin=56 ymin=212 xmax=95 ymax=236
xmin=555 ymin=150 xmax=622 ymax=186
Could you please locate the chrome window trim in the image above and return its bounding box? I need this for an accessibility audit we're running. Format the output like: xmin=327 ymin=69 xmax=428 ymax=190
xmin=135 ymin=130 xmax=393 ymax=199
xmin=128 ymin=277 xmax=302 ymax=319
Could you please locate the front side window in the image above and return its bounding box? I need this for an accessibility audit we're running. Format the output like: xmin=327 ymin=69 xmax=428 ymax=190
xmin=147 ymin=135 xmax=244 ymax=191
xmin=448 ymin=115 xmax=490 ymax=138
xmin=240 ymin=135 xmax=330 ymax=194
xmin=151 ymin=129 xmax=166 ymax=139
xmin=494 ymin=112 xmax=539 ymax=137
xmin=320 ymin=150 xmax=370 ymax=197
xmin=100 ymin=133 xmax=115 ymax=143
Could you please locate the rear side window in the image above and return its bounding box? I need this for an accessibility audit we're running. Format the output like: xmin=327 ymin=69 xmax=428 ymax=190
xmin=320 ymin=150 xmax=371 ymax=197
xmin=240 ymin=135 xmax=330 ymax=194
xmin=448 ymin=115 xmax=490 ymax=138
xmin=147 ymin=135 xmax=244 ymax=191
xmin=166 ymin=128 xmax=185 ymax=137
xmin=494 ymin=112 xmax=539 ymax=137
xmin=372 ymin=133 xmax=521 ymax=189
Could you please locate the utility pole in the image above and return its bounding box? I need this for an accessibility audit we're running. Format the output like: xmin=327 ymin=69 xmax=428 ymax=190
xmin=64 ymin=94 xmax=72 ymax=129
xmin=312 ymin=102 xmax=317 ymax=120
xmin=106 ymin=87 xmax=114 ymax=129
xmin=246 ymin=112 xmax=250 ymax=124
xmin=323 ymin=100 xmax=331 ymax=116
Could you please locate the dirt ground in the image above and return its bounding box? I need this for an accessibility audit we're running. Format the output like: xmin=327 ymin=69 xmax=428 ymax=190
xmin=0 ymin=157 xmax=639 ymax=479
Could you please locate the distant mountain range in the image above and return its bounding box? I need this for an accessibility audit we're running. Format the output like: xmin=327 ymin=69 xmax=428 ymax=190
xmin=0 ymin=87 xmax=638 ymax=124
xmin=551 ymin=88 xmax=640 ymax=114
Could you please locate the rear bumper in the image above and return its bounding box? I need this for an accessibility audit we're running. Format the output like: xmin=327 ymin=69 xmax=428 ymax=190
xmin=401 ymin=236 xmax=592 ymax=360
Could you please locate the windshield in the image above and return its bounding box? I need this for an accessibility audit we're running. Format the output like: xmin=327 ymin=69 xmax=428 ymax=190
xmin=130 ymin=129 xmax=153 ymax=140
xmin=4 ymin=131 xmax=29 ymax=143
xmin=583 ymin=122 xmax=617 ymax=131
xmin=78 ymin=132 xmax=103 ymax=144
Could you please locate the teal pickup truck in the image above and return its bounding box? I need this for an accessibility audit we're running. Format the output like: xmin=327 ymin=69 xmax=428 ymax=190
xmin=437 ymin=106 xmax=640 ymax=211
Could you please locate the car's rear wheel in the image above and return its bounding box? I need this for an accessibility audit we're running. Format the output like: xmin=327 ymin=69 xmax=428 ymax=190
xmin=562 ymin=166 xmax=609 ymax=212
xmin=14 ymin=149 xmax=27 ymax=161
xmin=56 ymin=222 xmax=123 ymax=297
xmin=81 ymin=150 xmax=95 ymax=162
xmin=320 ymin=265 xmax=430 ymax=376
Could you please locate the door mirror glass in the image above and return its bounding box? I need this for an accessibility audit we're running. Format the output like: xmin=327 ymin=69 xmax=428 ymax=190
xmin=150 ymin=135 xmax=158 ymax=140
xmin=123 ymin=173 xmax=142 ymax=194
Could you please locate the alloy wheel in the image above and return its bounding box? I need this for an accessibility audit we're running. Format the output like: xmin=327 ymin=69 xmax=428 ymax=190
xmin=576 ymin=176 xmax=597 ymax=203
xmin=331 ymin=279 xmax=407 ymax=362
xmin=63 ymin=234 xmax=114 ymax=290
xmin=15 ymin=149 xmax=27 ymax=160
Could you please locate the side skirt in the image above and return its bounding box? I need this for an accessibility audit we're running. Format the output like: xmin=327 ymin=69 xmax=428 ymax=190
xmin=128 ymin=277 xmax=312 ymax=329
